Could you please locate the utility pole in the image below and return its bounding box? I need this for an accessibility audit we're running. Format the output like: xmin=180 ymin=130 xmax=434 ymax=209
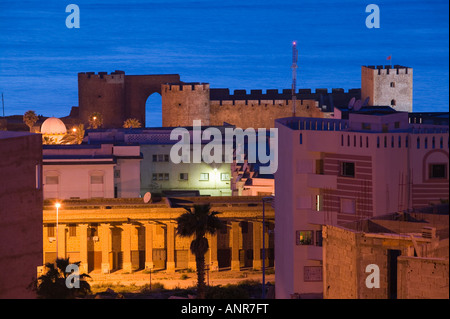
xmin=291 ymin=41 xmax=298 ymax=117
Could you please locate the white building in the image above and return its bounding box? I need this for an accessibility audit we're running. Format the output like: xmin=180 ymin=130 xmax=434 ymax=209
xmin=43 ymin=143 xmax=142 ymax=199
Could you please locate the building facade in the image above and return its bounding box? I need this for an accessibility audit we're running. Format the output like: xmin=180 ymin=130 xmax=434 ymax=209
xmin=42 ymin=197 xmax=275 ymax=274
xmin=274 ymin=110 xmax=449 ymax=298
xmin=0 ymin=131 xmax=43 ymax=298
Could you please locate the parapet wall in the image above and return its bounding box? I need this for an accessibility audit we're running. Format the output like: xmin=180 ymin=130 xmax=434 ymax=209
xmin=363 ymin=65 xmax=412 ymax=76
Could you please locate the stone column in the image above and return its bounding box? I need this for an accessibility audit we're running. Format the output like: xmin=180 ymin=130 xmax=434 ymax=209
xmin=144 ymin=222 xmax=154 ymax=270
xmin=252 ymin=221 xmax=262 ymax=270
xmin=121 ymin=223 xmax=133 ymax=273
xmin=99 ymin=223 xmax=111 ymax=274
xmin=78 ymin=224 xmax=89 ymax=274
xmin=231 ymin=221 xmax=241 ymax=271
xmin=56 ymin=224 xmax=66 ymax=259
xmin=207 ymin=233 xmax=219 ymax=271
xmin=166 ymin=222 xmax=176 ymax=272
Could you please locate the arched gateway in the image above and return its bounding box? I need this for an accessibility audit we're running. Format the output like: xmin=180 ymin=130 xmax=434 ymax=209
xmin=77 ymin=71 xmax=180 ymax=128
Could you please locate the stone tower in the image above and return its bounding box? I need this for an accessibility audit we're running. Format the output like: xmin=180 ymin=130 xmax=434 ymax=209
xmin=361 ymin=65 xmax=413 ymax=112
xmin=161 ymin=82 xmax=211 ymax=127
xmin=78 ymin=71 xmax=126 ymax=128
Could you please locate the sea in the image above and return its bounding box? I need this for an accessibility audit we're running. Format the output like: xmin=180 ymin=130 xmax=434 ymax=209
xmin=0 ymin=0 xmax=448 ymax=127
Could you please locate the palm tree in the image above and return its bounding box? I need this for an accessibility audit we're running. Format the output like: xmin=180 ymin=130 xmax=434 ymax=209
xmin=60 ymin=124 xmax=85 ymax=144
xmin=88 ymin=112 xmax=103 ymax=129
xmin=23 ymin=110 xmax=38 ymax=132
xmin=29 ymin=258 xmax=91 ymax=299
xmin=123 ymin=118 xmax=142 ymax=128
xmin=176 ymin=204 xmax=223 ymax=299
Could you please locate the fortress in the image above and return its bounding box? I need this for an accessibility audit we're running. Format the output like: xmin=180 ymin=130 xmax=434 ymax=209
xmin=69 ymin=65 xmax=413 ymax=129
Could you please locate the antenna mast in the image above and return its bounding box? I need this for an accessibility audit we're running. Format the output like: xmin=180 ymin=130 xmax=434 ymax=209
xmin=291 ymin=41 xmax=298 ymax=117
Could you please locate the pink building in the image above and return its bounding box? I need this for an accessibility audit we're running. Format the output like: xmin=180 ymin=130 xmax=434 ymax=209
xmin=0 ymin=131 xmax=43 ymax=298
xmin=274 ymin=109 xmax=449 ymax=298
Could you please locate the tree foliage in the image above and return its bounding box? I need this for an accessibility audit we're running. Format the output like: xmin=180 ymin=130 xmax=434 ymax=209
xmin=23 ymin=110 xmax=38 ymax=132
xmin=176 ymin=204 xmax=223 ymax=299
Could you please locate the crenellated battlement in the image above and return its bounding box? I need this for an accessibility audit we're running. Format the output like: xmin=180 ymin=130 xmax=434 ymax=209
xmin=162 ymin=82 xmax=210 ymax=92
xmin=210 ymin=87 xmax=360 ymax=101
xmin=363 ymin=65 xmax=412 ymax=76
xmin=78 ymin=70 xmax=126 ymax=81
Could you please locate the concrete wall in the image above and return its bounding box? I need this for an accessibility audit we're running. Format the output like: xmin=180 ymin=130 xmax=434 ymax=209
xmin=397 ymin=257 xmax=449 ymax=299
xmin=0 ymin=132 xmax=43 ymax=298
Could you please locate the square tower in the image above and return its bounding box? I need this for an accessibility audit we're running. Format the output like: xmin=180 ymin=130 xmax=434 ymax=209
xmin=361 ymin=65 xmax=413 ymax=112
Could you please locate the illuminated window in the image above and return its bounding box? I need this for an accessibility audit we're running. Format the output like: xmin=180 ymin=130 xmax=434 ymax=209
xmin=200 ymin=173 xmax=209 ymax=181
xmin=221 ymin=173 xmax=230 ymax=181
xmin=296 ymin=230 xmax=313 ymax=245
xmin=315 ymin=195 xmax=323 ymax=211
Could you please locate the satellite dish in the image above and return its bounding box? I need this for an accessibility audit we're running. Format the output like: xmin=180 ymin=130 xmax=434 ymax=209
xmin=362 ymin=97 xmax=370 ymax=106
xmin=348 ymin=97 xmax=356 ymax=109
xmin=353 ymin=100 xmax=362 ymax=111
xmin=143 ymin=192 xmax=152 ymax=204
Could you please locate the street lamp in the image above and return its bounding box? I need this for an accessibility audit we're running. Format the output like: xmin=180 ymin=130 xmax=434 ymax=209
xmin=262 ymin=196 xmax=274 ymax=299
xmin=55 ymin=202 xmax=61 ymax=258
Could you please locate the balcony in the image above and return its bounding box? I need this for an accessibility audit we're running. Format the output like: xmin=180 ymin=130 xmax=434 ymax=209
xmin=306 ymin=173 xmax=337 ymax=189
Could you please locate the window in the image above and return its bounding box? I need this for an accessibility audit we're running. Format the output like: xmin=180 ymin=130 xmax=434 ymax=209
xmin=316 ymin=231 xmax=323 ymax=247
xmin=315 ymin=159 xmax=324 ymax=175
xmin=90 ymin=175 xmax=103 ymax=184
xmin=179 ymin=173 xmax=189 ymax=181
xmin=296 ymin=230 xmax=313 ymax=245
xmin=152 ymin=173 xmax=157 ymax=181
xmin=429 ymin=164 xmax=447 ymax=179
xmin=114 ymin=170 xmax=120 ymax=178
xmin=200 ymin=173 xmax=209 ymax=181
xmin=341 ymin=162 xmax=355 ymax=178
xmin=158 ymin=173 xmax=164 ymax=181
xmin=221 ymin=173 xmax=230 ymax=181
xmin=46 ymin=175 xmax=59 ymax=185
xmin=362 ymin=123 xmax=371 ymax=130
xmin=300 ymin=133 xmax=303 ymax=145
xmin=47 ymin=224 xmax=55 ymax=238
xmin=69 ymin=224 xmax=77 ymax=237
xmin=394 ymin=121 xmax=400 ymax=129
xmin=164 ymin=173 xmax=169 ymax=180
xmin=153 ymin=154 xmax=170 ymax=162
xmin=90 ymin=225 xmax=98 ymax=237
xmin=340 ymin=198 xmax=356 ymax=214
xmin=390 ymin=82 xmax=395 ymax=88
xmin=382 ymin=124 xmax=389 ymax=133
xmin=391 ymin=99 xmax=396 ymax=106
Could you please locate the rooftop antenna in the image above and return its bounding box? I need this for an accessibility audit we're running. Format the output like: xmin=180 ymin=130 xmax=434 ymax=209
xmin=291 ymin=41 xmax=298 ymax=117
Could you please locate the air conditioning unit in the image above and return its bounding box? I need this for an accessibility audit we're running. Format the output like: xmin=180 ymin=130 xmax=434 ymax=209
xmin=422 ymin=227 xmax=436 ymax=239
